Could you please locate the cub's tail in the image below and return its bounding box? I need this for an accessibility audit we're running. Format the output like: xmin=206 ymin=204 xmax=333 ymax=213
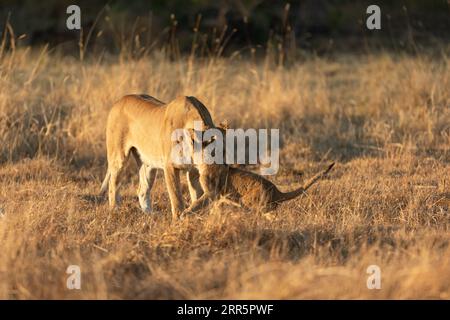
xmin=277 ymin=162 xmax=335 ymax=203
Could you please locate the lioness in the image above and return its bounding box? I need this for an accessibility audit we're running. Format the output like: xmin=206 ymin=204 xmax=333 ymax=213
xmin=100 ymin=94 xmax=215 ymax=218
xmin=183 ymin=162 xmax=335 ymax=215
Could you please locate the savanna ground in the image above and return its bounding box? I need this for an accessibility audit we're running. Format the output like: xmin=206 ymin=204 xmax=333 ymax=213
xmin=0 ymin=44 xmax=449 ymax=299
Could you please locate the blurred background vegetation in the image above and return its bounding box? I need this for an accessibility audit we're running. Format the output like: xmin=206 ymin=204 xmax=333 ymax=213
xmin=1 ymin=0 xmax=449 ymax=59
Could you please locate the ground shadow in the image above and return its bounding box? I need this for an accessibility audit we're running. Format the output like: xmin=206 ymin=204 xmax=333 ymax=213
xmin=240 ymin=224 xmax=400 ymax=262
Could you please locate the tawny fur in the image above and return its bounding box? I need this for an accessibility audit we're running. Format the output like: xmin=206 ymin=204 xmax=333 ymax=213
xmin=100 ymin=94 xmax=215 ymax=218
xmin=184 ymin=162 xmax=335 ymax=214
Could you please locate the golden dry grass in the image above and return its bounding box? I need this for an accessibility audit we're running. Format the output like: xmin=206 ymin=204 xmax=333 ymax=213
xmin=0 ymin=46 xmax=449 ymax=299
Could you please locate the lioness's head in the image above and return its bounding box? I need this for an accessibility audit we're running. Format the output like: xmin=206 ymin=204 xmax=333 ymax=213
xmin=179 ymin=120 xmax=229 ymax=167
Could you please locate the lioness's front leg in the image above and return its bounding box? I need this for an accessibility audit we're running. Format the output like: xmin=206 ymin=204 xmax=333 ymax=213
xmin=164 ymin=164 xmax=184 ymax=219
xmin=138 ymin=165 xmax=156 ymax=213
xmin=187 ymin=169 xmax=204 ymax=203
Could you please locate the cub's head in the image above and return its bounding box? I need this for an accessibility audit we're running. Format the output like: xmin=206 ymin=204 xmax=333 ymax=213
xmin=198 ymin=158 xmax=229 ymax=195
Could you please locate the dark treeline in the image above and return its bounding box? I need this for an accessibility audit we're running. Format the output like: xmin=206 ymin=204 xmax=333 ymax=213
xmin=1 ymin=0 xmax=449 ymax=57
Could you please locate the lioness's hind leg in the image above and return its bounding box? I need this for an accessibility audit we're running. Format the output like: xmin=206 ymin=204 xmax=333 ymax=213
xmin=108 ymin=154 xmax=126 ymax=210
xmin=138 ymin=165 xmax=157 ymax=213
xmin=100 ymin=170 xmax=111 ymax=196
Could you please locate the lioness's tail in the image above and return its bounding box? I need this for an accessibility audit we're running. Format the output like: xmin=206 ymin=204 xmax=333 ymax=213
xmin=99 ymin=170 xmax=111 ymax=196
xmin=277 ymin=162 xmax=335 ymax=203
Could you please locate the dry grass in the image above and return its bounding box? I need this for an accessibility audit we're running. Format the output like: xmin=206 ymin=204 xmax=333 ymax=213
xmin=0 ymin=46 xmax=449 ymax=299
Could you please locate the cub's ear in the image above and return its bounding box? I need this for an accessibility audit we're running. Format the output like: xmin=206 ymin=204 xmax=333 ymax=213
xmin=218 ymin=120 xmax=229 ymax=130
xmin=187 ymin=128 xmax=197 ymax=141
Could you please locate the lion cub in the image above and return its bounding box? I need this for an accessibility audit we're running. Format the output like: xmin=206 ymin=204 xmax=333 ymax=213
xmin=184 ymin=162 xmax=335 ymax=214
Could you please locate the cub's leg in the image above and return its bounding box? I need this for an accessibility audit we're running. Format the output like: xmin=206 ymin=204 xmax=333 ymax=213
xmin=138 ymin=165 xmax=157 ymax=213
xmin=186 ymin=169 xmax=204 ymax=203
xmin=182 ymin=193 xmax=212 ymax=216
xmin=182 ymin=172 xmax=218 ymax=215
xmin=164 ymin=164 xmax=184 ymax=219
